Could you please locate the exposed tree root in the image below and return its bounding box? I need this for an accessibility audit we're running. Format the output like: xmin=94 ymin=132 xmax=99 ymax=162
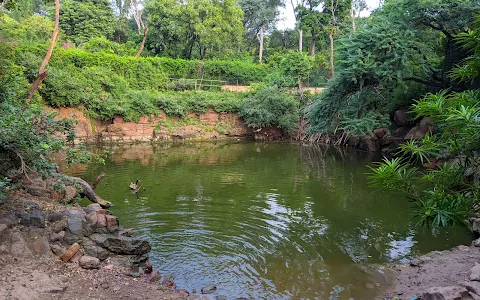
xmin=71 ymin=176 xmax=112 ymax=208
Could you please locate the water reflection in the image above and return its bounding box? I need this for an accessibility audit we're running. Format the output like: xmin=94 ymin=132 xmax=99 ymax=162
xmin=66 ymin=142 xmax=473 ymax=299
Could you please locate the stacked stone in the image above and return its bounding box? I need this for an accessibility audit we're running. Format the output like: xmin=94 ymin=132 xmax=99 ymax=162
xmin=48 ymin=203 xmax=151 ymax=269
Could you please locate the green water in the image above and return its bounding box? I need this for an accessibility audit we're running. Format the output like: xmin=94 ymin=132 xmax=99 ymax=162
xmin=67 ymin=142 xmax=472 ymax=299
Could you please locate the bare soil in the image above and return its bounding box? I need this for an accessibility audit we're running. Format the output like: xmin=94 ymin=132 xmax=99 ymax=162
xmin=383 ymin=245 xmax=480 ymax=299
xmin=0 ymin=253 xmax=207 ymax=300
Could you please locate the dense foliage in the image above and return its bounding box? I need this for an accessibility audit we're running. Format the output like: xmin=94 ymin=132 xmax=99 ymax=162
xmin=60 ymin=0 xmax=116 ymax=45
xmin=368 ymin=13 xmax=480 ymax=228
xmin=307 ymin=0 xmax=479 ymax=135
xmin=145 ymin=0 xmax=245 ymax=59
xmin=239 ymin=86 xmax=300 ymax=133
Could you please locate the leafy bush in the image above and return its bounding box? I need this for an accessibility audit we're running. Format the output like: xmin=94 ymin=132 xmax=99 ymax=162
xmin=0 ymin=14 xmax=54 ymax=44
xmin=369 ymin=89 xmax=480 ymax=228
xmin=238 ymin=86 xmax=299 ymax=133
xmin=82 ymin=37 xmax=138 ymax=57
xmin=155 ymin=91 xmax=246 ymax=118
xmin=340 ymin=111 xmax=390 ymax=135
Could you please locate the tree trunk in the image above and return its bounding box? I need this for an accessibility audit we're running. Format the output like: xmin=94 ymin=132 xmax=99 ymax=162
xmin=27 ymin=0 xmax=60 ymax=100
xmin=328 ymin=29 xmax=335 ymax=77
xmin=91 ymin=172 xmax=105 ymax=190
xmin=298 ymin=76 xmax=304 ymax=102
xmin=350 ymin=9 xmax=356 ymax=32
xmin=298 ymin=29 xmax=303 ymax=52
xmin=309 ymin=30 xmax=316 ymax=56
xmin=257 ymin=26 xmax=264 ymax=64
xmin=72 ymin=176 xmax=112 ymax=208
xmin=135 ymin=27 xmax=148 ymax=58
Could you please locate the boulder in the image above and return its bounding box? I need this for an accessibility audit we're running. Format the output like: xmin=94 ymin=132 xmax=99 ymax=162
xmin=49 ymin=231 xmax=65 ymax=243
xmin=394 ymin=126 xmax=411 ymax=138
xmin=20 ymin=211 xmax=45 ymax=228
xmin=347 ymin=135 xmax=360 ymax=147
xmin=105 ymin=215 xmax=119 ymax=233
xmin=25 ymin=228 xmax=50 ymax=255
xmin=365 ymin=136 xmax=379 ymax=152
xmin=81 ymin=237 xmax=111 ymax=261
xmin=63 ymin=210 xmax=86 ymax=244
xmin=50 ymin=243 xmax=65 ymax=256
xmin=79 ymin=255 xmax=100 ymax=269
xmin=96 ymin=214 xmax=107 ymax=229
xmin=460 ymin=281 xmax=480 ymax=296
xmin=374 ymin=128 xmax=387 ymax=138
xmin=108 ymin=253 xmax=149 ymax=267
xmin=10 ymin=230 xmax=34 ymax=257
xmin=404 ymin=126 xmax=419 ymax=140
xmin=471 ymin=264 xmax=480 ymax=281
xmin=422 ymin=286 xmax=472 ymax=300
xmin=48 ymin=212 xmax=65 ymax=223
xmin=394 ymin=110 xmax=410 ymax=127
xmin=89 ymin=233 xmax=151 ymax=255
xmin=0 ymin=214 xmax=18 ymax=226
xmin=419 ymin=117 xmax=433 ymax=132
xmin=52 ymin=218 xmax=67 ymax=233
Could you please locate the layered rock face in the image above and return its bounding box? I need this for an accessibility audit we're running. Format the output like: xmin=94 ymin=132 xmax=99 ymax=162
xmin=54 ymin=107 xmax=254 ymax=143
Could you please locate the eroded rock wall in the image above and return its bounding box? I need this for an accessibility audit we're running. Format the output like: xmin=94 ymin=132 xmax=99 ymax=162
xmin=54 ymin=107 xmax=257 ymax=143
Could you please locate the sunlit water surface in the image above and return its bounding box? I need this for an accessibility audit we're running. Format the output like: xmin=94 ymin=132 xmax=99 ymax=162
xmin=64 ymin=142 xmax=472 ymax=299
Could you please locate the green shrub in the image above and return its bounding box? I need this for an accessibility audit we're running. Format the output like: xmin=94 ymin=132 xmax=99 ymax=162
xmin=81 ymin=37 xmax=138 ymax=57
xmin=155 ymin=91 xmax=245 ymax=118
xmin=238 ymin=86 xmax=299 ymax=133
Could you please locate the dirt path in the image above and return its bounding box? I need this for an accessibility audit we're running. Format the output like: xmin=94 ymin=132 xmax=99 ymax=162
xmin=0 ymin=254 xmax=206 ymax=300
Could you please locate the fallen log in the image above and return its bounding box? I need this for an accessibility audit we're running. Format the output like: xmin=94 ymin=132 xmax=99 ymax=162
xmin=91 ymin=172 xmax=105 ymax=190
xmin=71 ymin=176 xmax=112 ymax=208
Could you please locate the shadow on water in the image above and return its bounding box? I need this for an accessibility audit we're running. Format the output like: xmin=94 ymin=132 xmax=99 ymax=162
xmin=63 ymin=141 xmax=473 ymax=299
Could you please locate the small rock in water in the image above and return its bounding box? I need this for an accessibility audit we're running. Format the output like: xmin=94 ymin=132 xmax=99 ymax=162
xmin=215 ymin=295 xmax=227 ymax=300
xmin=201 ymin=284 xmax=217 ymax=294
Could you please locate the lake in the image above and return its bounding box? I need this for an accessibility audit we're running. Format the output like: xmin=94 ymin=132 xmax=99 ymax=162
xmin=65 ymin=142 xmax=472 ymax=299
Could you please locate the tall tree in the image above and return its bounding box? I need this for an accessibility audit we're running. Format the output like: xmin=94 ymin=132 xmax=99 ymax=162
xmin=290 ymin=0 xmax=306 ymax=52
xmin=60 ymin=0 xmax=116 ymax=44
xmin=295 ymin=0 xmax=324 ymax=56
xmin=146 ymin=0 xmax=244 ymax=59
xmin=27 ymin=0 xmax=60 ymax=100
xmin=132 ymin=0 xmax=147 ymax=57
xmin=350 ymin=0 xmax=367 ymax=32
xmin=239 ymin=0 xmax=283 ymax=63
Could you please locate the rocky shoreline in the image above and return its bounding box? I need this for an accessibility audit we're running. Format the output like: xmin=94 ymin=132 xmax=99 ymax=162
xmin=383 ymin=242 xmax=480 ymax=300
xmin=0 ymin=174 xmax=220 ymax=300
xmin=3 ymin=171 xmax=480 ymax=300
